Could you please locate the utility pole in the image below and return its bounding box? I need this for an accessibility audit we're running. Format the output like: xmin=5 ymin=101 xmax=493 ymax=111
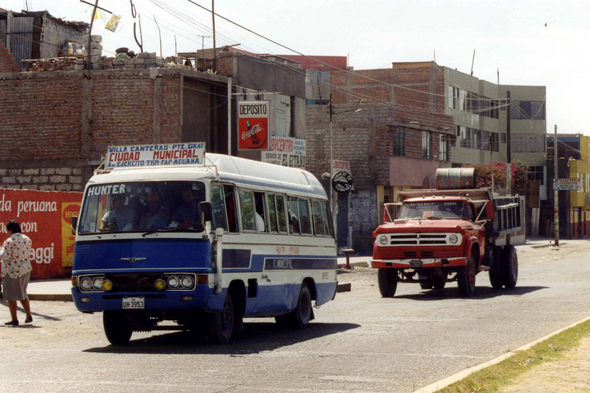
xmin=506 ymin=91 xmax=512 ymax=195
xmin=212 ymin=0 xmax=216 ymax=71
xmin=329 ymin=94 xmax=335 ymax=236
xmin=86 ymin=0 xmax=99 ymax=70
xmin=554 ymin=124 xmax=560 ymax=246
xmin=198 ymin=35 xmax=211 ymax=52
xmin=490 ymin=136 xmax=494 ymax=194
xmin=227 ymin=77 xmax=232 ymax=156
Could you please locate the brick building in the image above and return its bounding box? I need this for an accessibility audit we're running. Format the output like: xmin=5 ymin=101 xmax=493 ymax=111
xmin=306 ymin=62 xmax=454 ymax=253
xmin=0 ymin=36 xmax=306 ymax=191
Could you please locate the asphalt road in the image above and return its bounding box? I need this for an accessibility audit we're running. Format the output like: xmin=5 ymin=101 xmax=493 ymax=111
xmin=1 ymin=241 xmax=590 ymax=393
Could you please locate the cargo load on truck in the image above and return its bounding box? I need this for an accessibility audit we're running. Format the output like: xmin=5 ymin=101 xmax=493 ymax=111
xmin=372 ymin=168 xmax=525 ymax=297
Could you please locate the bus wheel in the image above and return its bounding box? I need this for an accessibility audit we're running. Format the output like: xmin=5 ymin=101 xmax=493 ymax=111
xmin=286 ymin=282 xmax=312 ymax=329
xmin=378 ymin=268 xmax=398 ymax=297
xmin=103 ymin=311 xmax=133 ymax=345
xmin=209 ymin=293 xmax=234 ymax=344
xmin=457 ymin=255 xmax=476 ymax=297
xmin=502 ymin=246 xmax=518 ymax=288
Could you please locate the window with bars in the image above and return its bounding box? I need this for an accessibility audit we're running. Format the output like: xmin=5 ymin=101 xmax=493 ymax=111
xmin=422 ymin=131 xmax=431 ymax=159
xmin=392 ymin=127 xmax=405 ymax=156
xmin=439 ymin=134 xmax=448 ymax=161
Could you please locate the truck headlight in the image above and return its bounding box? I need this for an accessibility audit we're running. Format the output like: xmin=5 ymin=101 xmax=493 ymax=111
xmin=378 ymin=235 xmax=388 ymax=245
xmin=449 ymin=234 xmax=459 ymax=244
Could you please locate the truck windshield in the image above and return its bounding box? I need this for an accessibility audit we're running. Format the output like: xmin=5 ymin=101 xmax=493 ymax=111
xmin=78 ymin=181 xmax=206 ymax=234
xmin=399 ymin=201 xmax=466 ymax=220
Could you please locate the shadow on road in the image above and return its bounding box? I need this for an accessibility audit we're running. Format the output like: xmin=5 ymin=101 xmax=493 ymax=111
xmin=394 ymin=285 xmax=548 ymax=301
xmin=0 ymin=299 xmax=62 ymax=321
xmin=83 ymin=321 xmax=360 ymax=354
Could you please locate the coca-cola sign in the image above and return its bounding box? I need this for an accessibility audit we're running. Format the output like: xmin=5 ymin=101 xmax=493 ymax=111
xmin=238 ymin=101 xmax=269 ymax=150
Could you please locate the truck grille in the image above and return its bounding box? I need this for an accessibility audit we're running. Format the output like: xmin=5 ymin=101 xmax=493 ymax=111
xmin=381 ymin=233 xmax=461 ymax=247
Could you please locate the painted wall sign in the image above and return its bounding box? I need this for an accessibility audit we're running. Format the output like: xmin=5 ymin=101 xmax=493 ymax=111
xmin=238 ymin=101 xmax=270 ymax=150
xmin=261 ymin=136 xmax=307 ymax=168
xmin=554 ymin=178 xmax=581 ymax=191
xmin=106 ymin=142 xmax=206 ymax=168
xmin=0 ymin=189 xmax=82 ymax=279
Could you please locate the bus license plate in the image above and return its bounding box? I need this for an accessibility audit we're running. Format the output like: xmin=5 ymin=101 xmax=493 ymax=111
xmin=122 ymin=297 xmax=145 ymax=309
xmin=409 ymin=259 xmax=423 ymax=268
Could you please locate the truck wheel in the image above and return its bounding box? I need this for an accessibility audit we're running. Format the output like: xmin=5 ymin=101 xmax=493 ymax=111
xmin=419 ymin=275 xmax=433 ymax=290
xmin=489 ymin=246 xmax=503 ymax=289
xmin=103 ymin=311 xmax=133 ymax=345
xmin=285 ymin=282 xmax=313 ymax=329
xmin=457 ymin=255 xmax=476 ymax=297
xmin=378 ymin=268 xmax=398 ymax=297
xmin=432 ymin=273 xmax=447 ymax=290
xmin=208 ymin=293 xmax=235 ymax=344
xmin=502 ymin=246 xmax=518 ymax=288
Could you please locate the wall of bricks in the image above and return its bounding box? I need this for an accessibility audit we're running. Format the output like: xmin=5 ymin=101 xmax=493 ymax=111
xmin=0 ymin=167 xmax=84 ymax=191
xmin=0 ymin=36 xmax=20 ymax=73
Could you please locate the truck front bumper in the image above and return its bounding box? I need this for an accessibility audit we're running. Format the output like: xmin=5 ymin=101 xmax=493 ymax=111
xmin=372 ymin=257 xmax=467 ymax=269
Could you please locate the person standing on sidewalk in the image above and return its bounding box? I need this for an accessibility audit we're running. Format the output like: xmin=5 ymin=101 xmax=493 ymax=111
xmin=0 ymin=220 xmax=33 ymax=326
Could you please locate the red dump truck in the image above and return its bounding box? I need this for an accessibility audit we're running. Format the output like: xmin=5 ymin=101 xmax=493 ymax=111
xmin=372 ymin=168 xmax=525 ymax=297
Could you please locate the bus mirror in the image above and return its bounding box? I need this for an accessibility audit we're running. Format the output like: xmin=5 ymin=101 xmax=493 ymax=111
xmin=199 ymin=201 xmax=213 ymax=223
xmin=71 ymin=216 xmax=78 ymax=235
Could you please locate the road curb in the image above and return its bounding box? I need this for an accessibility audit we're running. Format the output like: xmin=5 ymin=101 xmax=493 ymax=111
xmin=412 ymin=314 xmax=590 ymax=393
xmin=29 ymin=294 xmax=73 ymax=302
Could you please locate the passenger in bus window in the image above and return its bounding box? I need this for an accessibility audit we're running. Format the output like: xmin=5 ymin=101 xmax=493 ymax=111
xmin=172 ymin=188 xmax=202 ymax=226
xmin=100 ymin=195 xmax=137 ymax=232
xmin=224 ymin=186 xmax=239 ymax=232
xmin=140 ymin=191 xmax=169 ymax=230
xmin=254 ymin=193 xmax=267 ymax=232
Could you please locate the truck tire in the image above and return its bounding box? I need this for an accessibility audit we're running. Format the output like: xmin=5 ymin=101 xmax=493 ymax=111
xmin=502 ymin=246 xmax=518 ymax=288
xmin=432 ymin=273 xmax=447 ymax=290
xmin=103 ymin=311 xmax=133 ymax=345
xmin=489 ymin=246 xmax=503 ymax=289
xmin=378 ymin=268 xmax=398 ymax=297
xmin=419 ymin=275 xmax=433 ymax=290
xmin=457 ymin=254 xmax=476 ymax=297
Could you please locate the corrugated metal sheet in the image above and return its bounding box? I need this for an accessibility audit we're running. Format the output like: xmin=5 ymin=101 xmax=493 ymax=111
xmin=9 ymin=17 xmax=33 ymax=67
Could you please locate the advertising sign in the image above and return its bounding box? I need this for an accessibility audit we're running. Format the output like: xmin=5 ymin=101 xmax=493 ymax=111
xmin=261 ymin=136 xmax=306 ymax=168
xmin=331 ymin=160 xmax=353 ymax=193
xmin=106 ymin=142 xmax=205 ymax=169
xmin=238 ymin=101 xmax=270 ymax=150
xmin=0 ymin=189 xmax=82 ymax=279
xmin=554 ymin=178 xmax=581 ymax=191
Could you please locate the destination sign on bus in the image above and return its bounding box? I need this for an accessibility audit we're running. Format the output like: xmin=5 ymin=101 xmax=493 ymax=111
xmin=106 ymin=142 xmax=206 ymax=168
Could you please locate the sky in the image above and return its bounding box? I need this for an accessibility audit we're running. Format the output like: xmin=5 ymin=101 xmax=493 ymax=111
xmin=3 ymin=0 xmax=590 ymax=135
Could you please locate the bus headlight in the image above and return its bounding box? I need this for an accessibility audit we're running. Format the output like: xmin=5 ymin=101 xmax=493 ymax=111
xmin=378 ymin=235 xmax=389 ymax=245
xmin=167 ymin=275 xmax=180 ymax=288
xmin=80 ymin=277 xmax=93 ymax=291
xmin=449 ymin=234 xmax=459 ymax=244
xmin=181 ymin=275 xmax=194 ymax=289
xmin=93 ymin=277 xmax=104 ymax=290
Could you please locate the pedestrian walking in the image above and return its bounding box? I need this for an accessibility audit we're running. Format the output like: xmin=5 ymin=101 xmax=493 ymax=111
xmin=0 ymin=220 xmax=33 ymax=326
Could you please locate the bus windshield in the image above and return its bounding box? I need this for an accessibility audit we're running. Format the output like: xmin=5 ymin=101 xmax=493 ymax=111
xmin=78 ymin=181 xmax=206 ymax=234
xmin=399 ymin=201 xmax=467 ymax=220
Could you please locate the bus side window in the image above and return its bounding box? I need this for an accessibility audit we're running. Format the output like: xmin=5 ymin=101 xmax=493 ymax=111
xmin=210 ymin=184 xmax=228 ymax=232
xmin=320 ymin=200 xmax=334 ymax=238
xmin=224 ymin=185 xmax=239 ymax=232
xmin=298 ymin=199 xmax=313 ymax=235
xmin=311 ymin=200 xmax=326 ymax=236
xmin=253 ymin=192 xmax=267 ymax=232
xmin=239 ymin=190 xmax=256 ymax=231
xmin=288 ymin=196 xmax=300 ymax=234
xmin=276 ymin=195 xmax=288 ymax=234
xmin=266 ymin=194 xmax=279 ymax=233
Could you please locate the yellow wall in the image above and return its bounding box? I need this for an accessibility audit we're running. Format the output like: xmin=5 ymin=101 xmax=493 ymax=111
xmin=570 ymin=135 xmax=590 ymax=207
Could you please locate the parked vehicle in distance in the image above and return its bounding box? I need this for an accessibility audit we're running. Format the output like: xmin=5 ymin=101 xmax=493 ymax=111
xmin=372 ymin=168 xmax=525 ymax=297
xmin=71 ymin=144 xmax=338 ymax=345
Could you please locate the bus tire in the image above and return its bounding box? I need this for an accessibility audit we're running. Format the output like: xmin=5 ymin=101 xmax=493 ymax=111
xmin=457 ymin=254 xmax=476 ymax=297
xmin=489 ymin=246 xmax=503 ymax=289
xmin=286 ymin=282 xmax=312 ymax=329
xmin=378 ymin=268 xmax=398 ymax=297
xmin=502 ymin=246 xmax=518 ymax=289
xmin=209 ymin=293 xmax=235 ymax=344
xmin=103 ymin=311 xmax=133 ymax=345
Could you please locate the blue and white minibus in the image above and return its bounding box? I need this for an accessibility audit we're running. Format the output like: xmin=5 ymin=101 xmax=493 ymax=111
xmin=71 ymin=145 xmax=338 ymax=344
